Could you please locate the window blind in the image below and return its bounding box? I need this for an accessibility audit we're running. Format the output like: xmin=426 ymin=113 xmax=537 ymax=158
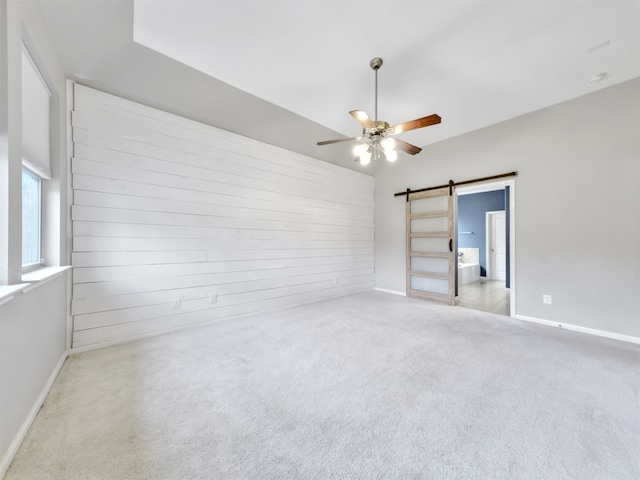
xmin=21 ymin=48 xmax=51 ymax=180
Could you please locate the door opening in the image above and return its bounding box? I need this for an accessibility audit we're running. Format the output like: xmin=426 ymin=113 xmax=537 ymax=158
xmin=455 ymin=179 xmax=515 ymax=316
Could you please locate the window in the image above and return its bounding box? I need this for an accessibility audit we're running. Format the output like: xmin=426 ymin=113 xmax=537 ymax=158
xmin=22 ymin=168 xmax=41 ymax=268
xmin=21 ymin=46 xmax=51 ymax=270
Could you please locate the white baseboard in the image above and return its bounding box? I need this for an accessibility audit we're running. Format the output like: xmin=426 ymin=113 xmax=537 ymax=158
xmin=70 ymin=287 xmax=376 ymax=354
xmin=0 ymin=350 xmax=69 ymax=478
xmin=514 ymin=314 xmax=640 ymax=345
xmin=374 ymin=287 xmax=406 ymax=297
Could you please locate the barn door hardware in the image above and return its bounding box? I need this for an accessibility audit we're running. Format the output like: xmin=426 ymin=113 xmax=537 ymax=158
xmin=394 ymin=171 xmax=518 ymax=199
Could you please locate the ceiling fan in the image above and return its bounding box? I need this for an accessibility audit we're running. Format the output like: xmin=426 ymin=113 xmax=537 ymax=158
xmin=317 ymin=57 xmax=441 ymax=165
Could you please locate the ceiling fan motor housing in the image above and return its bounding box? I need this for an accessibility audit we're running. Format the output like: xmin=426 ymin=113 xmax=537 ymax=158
xmin=364 ymin=121 xmax=391 ymax=138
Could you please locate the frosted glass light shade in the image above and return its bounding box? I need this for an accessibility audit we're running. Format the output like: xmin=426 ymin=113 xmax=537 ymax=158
xmin=353 ymin=143 xmax=368 ymax=157
xmin=385 ymin=150 xmax=398 ymax=162
xmin=381 ymin=137 xmax=396 ymax=151
xmin=359 ymin=151 xmax=372 ymax=165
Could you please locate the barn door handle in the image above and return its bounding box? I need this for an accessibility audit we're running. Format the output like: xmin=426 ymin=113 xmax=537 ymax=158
xmin=449 ymin=239 xmax=453 ymax=252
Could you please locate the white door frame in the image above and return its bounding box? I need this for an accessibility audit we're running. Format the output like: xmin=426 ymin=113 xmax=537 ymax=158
xmin=455 ymin=178 xmax=516 ymax=317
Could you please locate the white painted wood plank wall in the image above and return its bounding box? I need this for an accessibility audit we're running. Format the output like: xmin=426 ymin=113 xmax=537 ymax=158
xmin=71 ymin=84 xmax=374 ymax=348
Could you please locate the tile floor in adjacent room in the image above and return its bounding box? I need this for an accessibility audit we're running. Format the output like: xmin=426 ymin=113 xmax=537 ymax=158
xmin=457 ymin=279 xmax=510 ymax=316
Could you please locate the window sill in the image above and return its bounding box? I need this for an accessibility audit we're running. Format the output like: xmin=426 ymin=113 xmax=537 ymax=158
xmin=0 ymin=266 xmax=72 ymax=306
xmin=22 ymin=265 xmax=72 ymax=283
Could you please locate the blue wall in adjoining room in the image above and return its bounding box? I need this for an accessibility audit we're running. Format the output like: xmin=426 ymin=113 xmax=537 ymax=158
xmin=457 ymin=190 xmax=506 ymax=278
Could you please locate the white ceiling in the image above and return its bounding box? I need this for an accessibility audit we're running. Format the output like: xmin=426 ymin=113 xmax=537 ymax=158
xmin=37 ymin=0 xmax=639 ymax=175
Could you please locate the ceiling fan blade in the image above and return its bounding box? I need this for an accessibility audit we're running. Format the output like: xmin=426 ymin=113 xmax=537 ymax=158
xmin=317 ymin=136 xmax=361 ymax=146
xmin=394 ymin=138 xmax=422 ymax=155
xmin=390 ymin=114 xmax=441 ymax=135
xmin=349 ymin=110 xmax=376 ymax=129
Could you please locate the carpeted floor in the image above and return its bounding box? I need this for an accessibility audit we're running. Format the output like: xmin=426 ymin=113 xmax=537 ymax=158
xmin=6 ymin=291 xmax=640 ymax=479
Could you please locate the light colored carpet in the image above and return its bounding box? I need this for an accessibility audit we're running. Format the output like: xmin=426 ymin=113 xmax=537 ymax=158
xmin=6 ymin=291 xmax=640 ymax=479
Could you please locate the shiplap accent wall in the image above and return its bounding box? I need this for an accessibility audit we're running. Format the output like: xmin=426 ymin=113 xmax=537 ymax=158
xmin=70 ymin=84 xmax=374 ymax=348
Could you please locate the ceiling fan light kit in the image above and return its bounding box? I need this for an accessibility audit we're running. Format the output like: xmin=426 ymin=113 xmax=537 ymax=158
xmin=317 ymin=57 xmax=442 ymax=166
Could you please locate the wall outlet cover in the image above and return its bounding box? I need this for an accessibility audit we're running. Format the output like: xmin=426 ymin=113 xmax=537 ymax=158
xmin=543 ymin=294 xmax=552 ymax=304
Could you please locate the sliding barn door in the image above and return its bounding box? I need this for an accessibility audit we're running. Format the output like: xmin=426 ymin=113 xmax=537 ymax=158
xmin=406 ymin=186 xmax=455 ymax=304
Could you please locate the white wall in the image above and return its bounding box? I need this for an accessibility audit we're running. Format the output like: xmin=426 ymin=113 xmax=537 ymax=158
xmin=0 ymin=275 xmax=68 ymax=466
xmin=0 ymin=0 xmax=69 ymax=474
xmin=375 ymin=79 xmax=639 ymax=339
xmin=70 ymin=85 xmax=374 ymax=348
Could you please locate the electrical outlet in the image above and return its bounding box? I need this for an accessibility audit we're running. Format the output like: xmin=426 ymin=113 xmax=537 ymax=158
xmin=173 ymin=298 xmax=181 ymax=309
xmin=209 ymin=293 xmax=217 ymax=304
xmin=543 ymin=294 xmax=552 ymax=305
